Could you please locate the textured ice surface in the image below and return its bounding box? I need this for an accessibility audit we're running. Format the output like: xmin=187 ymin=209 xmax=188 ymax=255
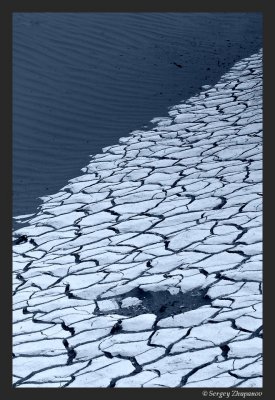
xmin=12 ymin=50 xmax=262 ymax=388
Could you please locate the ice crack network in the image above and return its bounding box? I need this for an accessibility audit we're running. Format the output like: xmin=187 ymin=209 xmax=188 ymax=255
xmin=13 ymin=49 xmax=262 ymax=388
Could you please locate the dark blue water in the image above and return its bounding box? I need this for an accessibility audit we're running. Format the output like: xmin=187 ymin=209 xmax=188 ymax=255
xmin=13 ymin=12 xmax=262 ymax=219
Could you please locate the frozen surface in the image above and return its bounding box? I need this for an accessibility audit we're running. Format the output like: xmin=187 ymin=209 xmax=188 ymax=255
xmin=12 ymin=50 xmax=262 ymax=388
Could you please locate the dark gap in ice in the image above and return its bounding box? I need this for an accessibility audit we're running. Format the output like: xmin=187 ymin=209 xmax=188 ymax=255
xmin=129 ymin=357 xmax=142 ymax=374
xmin=13 ymin=235 xmax=28 ymax=245
xmin=63 ymin=338 xmax=77 ymax=365
xmin=249 ymin=325 xmax=263 ymax=339
xmin=96 ymin=287 xmax=211 ymax=320
xmin=199 ymin=268 xmax=209 ymax=277
xmin=16 ymin=273 xmax=26 ymax=283
xmin=67 ymin=348 xmax=77 ymax=365
xmin=65 ymin=284 xmax=82 ymax=300
xmin=213 ymin=196 xmax=227 ymax=210
xmin=103 ymin=351 xmax=114 ymax=359
xmin=215 ymin=272 xmax=235 ymax=282
xmin=29 ymin=238 xmax=38 ymax=247
xmin=23 ymin=261 xmax=32 ymax=272
xmin=220 ymin=344 xmax=230 ymax=359
xmin=62 ymin=339 xmax=76 ymax=365
xmin=72 ymin=253 xmax=81 ymax=264
xmin=180 ymin=359 xmax=217 ymax=387
xmin=22 ymin=306 xmax=32 ymax=315
xmin=108 ymin=227 xmax=120 ymax=234
xmin=110 ymin=319 xmax=123 ymax=335
xmin=109 ymin=357 xmax=143 ymax=387
xmin=61 ymin=321 xmax=75 ymax=337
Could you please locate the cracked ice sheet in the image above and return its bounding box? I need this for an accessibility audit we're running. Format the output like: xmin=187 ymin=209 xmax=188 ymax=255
xmin=12 ymin=50 xmax=262 ymax=388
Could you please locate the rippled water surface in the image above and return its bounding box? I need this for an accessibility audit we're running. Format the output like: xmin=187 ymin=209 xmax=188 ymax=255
xmin=13 ymin=13 xmax=262 ymax=218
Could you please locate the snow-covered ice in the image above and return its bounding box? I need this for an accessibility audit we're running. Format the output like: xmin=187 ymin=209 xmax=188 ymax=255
xmin=12 ymin=49 xmax=262 ymax=388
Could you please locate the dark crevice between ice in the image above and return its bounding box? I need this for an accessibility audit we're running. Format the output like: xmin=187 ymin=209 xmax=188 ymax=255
xmin=65 ymin=284 xmax=83 ymax=300
xmin=29 ymin=238 xmax=38 ymax=247
xmin=109 ymin=356 xmax=142 ymax=387
xmin=199 ymin=268 xmax=209 ymax=277
xmin=180 ymin=356 xmax=219 ymax=387
xmin=14 ymin=273 xmax=27 ymax=293
xmin=220 ymin=344 xmax=230 ymax=359
xmin=61 ymin=321 xmax=75 ymax=337
xmin=110 ymin=319 xmax=123 ymax=335
xmin=63 ymin=338 xmax=77 ymax=365
xmin=213 ymin=196 xmax=227 ymax=210
xmin=13 ymin=234 xmax=28 ymax=245
xmin=23 ymin=261 xmax=33 ymax=272
xmin=249 ymin=325 xmax=263 ymax=339
xmin=72 ymin=252 xmax=81 ymax=264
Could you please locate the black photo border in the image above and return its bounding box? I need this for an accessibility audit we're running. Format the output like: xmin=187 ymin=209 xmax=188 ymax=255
xmin=0 ymin=1 xmax=270 ymax=399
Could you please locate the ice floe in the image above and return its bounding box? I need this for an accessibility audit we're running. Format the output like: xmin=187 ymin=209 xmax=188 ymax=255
xmin=13 ymin=49 xmax=262 ymax=388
